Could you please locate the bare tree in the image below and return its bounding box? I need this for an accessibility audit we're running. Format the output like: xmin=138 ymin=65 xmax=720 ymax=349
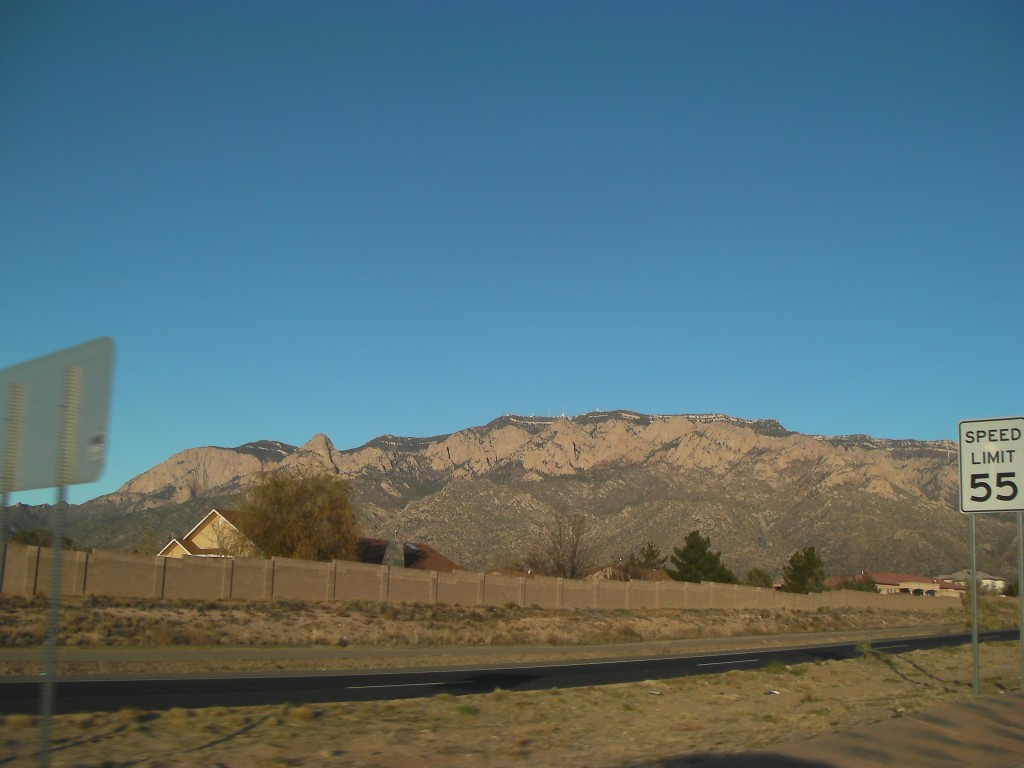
xmin=525 ymin=506 xmax=598 ymax=579
xmin=212 ymin=515 xmax=257 ymax=558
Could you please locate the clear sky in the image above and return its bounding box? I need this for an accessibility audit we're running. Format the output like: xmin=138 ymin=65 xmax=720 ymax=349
xmin=3 ymin=1 xmax=1021 ymax=505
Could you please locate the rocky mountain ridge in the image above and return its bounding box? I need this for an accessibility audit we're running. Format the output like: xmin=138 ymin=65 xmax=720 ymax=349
xmin=12 ymin=411 xmax=1015 ymax=580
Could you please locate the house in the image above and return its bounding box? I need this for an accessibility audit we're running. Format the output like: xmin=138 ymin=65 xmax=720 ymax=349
xmin=158 ymin=508 xmax=243 ymax=558
xmin=158 ymin=508 xmax=463 ymax=571
xmin=935 ymin=569 xmax=1008 ymax=593
xmin=829 ymin=571 xmax=963 ymax=598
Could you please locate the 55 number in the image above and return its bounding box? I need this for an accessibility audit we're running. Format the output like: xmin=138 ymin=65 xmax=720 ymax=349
xmin=969 ymin=472 xmax=1018 ymax=503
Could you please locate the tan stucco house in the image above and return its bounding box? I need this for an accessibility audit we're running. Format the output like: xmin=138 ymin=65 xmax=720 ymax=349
xmin=844 ymin=572 xmax=963 ymax=598
xmin=159 ymin=508 xmax=243 ymax=558
xmin=935 ymin=569 xmax=1008 ymax=593
xmin=159 ymin=508 xmax=463 ymax=571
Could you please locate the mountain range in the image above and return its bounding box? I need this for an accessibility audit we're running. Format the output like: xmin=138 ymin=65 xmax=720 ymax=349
xmin=7 ymin=411 xmax=1018 ymax=580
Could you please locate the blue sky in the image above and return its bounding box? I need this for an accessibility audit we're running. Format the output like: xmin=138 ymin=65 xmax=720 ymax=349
xmin=3 ymin=1 xmax=1021 ymax=505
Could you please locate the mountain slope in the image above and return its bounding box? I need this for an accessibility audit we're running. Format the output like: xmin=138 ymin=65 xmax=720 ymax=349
xmin=18 ymin=411 xmax=1014 ymax=580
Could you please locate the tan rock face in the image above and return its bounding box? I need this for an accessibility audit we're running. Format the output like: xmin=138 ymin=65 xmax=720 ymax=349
xmin=86 ymin=411 xmax=1015 ymax=580
xmin=117 ymin=447 xmax=268 ymax=504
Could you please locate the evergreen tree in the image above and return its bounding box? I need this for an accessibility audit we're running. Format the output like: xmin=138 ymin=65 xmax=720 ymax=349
xmin=10 ymin=528 xmax=74 ymax=549
xmin=745 ymin=567 xmax=773 ymax=588
xmin=665 ymin=530 xmax=736 ymax=584
xmin=637 ymin=541 xmax=667 ymax=569
xmin=781 ymin=546 xmax=826 ymax=593
xmin=615 ymin=542 xmax=668 ymax=581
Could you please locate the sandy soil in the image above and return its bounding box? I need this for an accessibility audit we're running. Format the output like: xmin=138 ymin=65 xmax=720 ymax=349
xmin=0 ymin=596 xmax=1018 ymax=767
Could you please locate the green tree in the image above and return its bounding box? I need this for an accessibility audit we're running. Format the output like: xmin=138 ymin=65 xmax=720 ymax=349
xmin=613 ymin=542 xmax=668 ymax=581
xmin=636 ymin=541 xmax=667 ymax=569
xmin=10 ymin=528 xmax=74 ymax=549
xmin=745 ymin=567 xmax=773 ymax=588
xmin=1005 ymin=579 xmax=1019 ymax=597
xmin=781 ymin=546 xmax=826 ymax=593
xmin=235 ymin=469 xmax=360 ymax=562
xmin=665 ymin=530 xmax=736 ymax=584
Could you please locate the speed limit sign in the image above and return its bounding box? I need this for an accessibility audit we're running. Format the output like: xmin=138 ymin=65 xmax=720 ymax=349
xmin=959 ymin=417 xmax=1024 ymax=513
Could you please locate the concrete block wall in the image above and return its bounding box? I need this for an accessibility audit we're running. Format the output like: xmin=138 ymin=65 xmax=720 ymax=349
xmin=438 ymin=571 xmax=485 ymax=606
xmin=658 ymin=580 xmax=686 ymax=609
xmin=627 ymin=581 xmax=660 ymax=609
xmin=524 ymin=576 xmax=560 ymax=609
xmin=0 ymin=542 xmax=961 ymax=615
xmin=561 ymin=578 xmax=597 ymax=609
xmin=84 ymin=550 xmax=163 ymax=599
xmin=480 ymin=573 xmax=519 ymax=607
xmin=334 ymin=561 xmax=387 ymax=603
xmin=0 ymin=545 xmax=89 ymax=597
xmin=231 ymin=558 xmax=273 ymax=600
xmin=163 ymin=556 xmax=232 ymax=601
xmin=0 ymin=543 xmax=36 ymax=595
xmin=386 ymin=567 xmax=434 ymax=604
xmin=596 ymin=580 xmax=628 ymax=610
xmin=272 ymin=557 xmax=332 ymax=601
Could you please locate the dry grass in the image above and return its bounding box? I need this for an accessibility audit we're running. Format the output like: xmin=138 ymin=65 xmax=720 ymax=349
xmin=0 ymin=594 xmax=989 ymax=654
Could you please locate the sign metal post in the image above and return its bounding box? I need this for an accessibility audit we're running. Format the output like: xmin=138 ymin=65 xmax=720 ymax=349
xmin=1019 ymin=509 xmax=1024 ymax=691
xmin=958 ymin=416 xmax=1024 ymax=695
xmin=0 ymin=338 xmax=114 ymax=767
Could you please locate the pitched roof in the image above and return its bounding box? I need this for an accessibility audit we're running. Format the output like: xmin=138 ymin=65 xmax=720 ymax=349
xmin=177 ymin=508 xmax=241 ymax=542
xmin=936 ymin=569 xmax=1006 ymax=582
xmin=827 ymin=572 xmax=967 ymax=593
xmin=216 ymin=508 xmax=243 ymax=527
xmin=165 ymin=508 xmax=464 ymax=571
xmin=356 ymin=538 xmax=464 ymax=572
xmin=862 ymin=572 xmax=936 ymax=586
xmin=157 ymin=538 xmax=188 ymax=557
xmin=158 ymin=537 xmax=220 ymax=557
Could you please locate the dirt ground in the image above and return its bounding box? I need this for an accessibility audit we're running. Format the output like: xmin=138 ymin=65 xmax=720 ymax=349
xmin=0 ymin=596 xmax=1019 ymax=767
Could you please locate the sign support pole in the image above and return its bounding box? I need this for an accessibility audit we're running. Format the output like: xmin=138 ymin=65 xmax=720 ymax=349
xmin=959 ymin=416 xmax=1024 ymax=695
xmin=1018 ymin=510 xmax=1023 ymax=691
xmin=0 ymin=339 xmax=114 ymax=767
xmin=970 ymin=511 xmax=980 ymax=695
xmin=0 ymin=382 xmax=26 ymax=591
xmin=39 ymin=366 xmax=81 ymax=768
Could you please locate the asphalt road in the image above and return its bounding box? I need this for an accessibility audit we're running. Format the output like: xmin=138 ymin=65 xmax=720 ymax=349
xmin=0 ymin=629 xmax=1016 ymax=715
